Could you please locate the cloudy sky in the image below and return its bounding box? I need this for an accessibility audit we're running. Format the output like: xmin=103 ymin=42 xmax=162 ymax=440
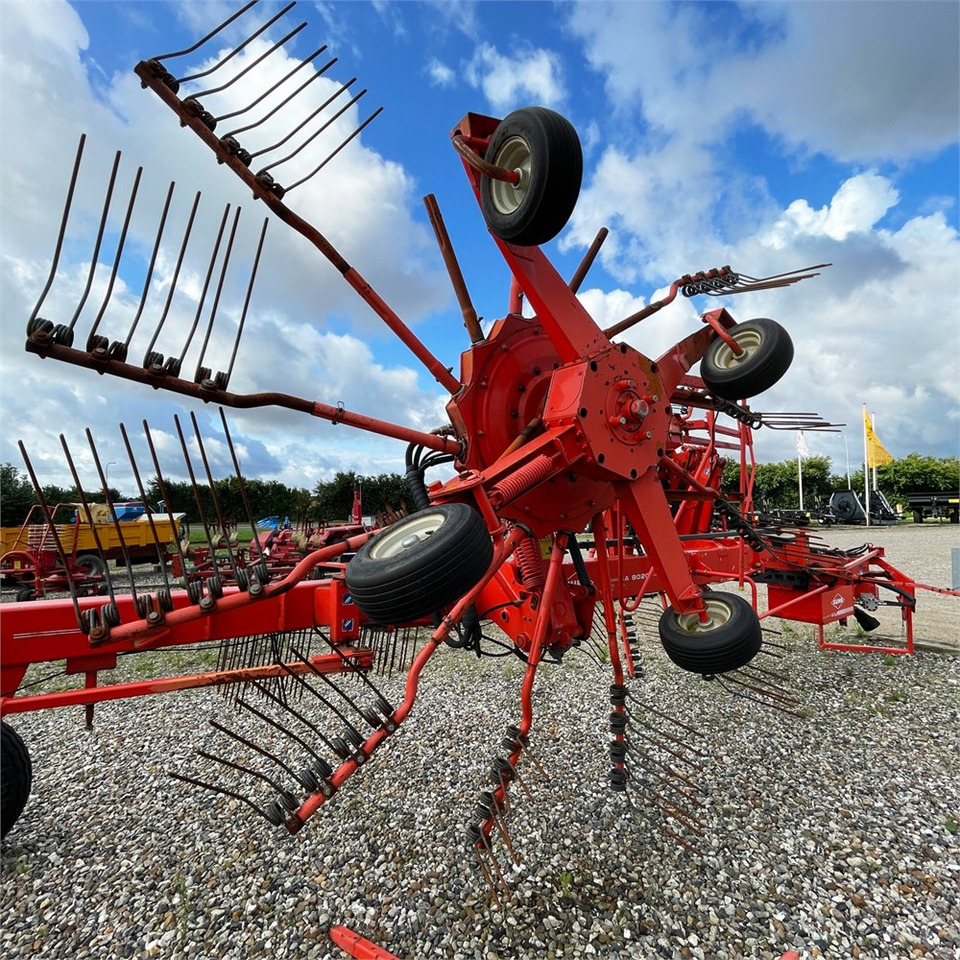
xmin=1 ymin=0 xmax=957 ymax=497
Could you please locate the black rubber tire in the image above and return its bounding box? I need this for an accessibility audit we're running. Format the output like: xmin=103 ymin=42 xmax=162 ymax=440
xmin=75 ymin=554 xmax=106 ymax=577
xmin=831 ymin=491 xmax=862 ymax=523
xmin=345 ymin=503 xmax=493 ymax=625
xmin=700 ymin=318 xmax=794 ymax=400
xmin=479 ymin=107 xmax=582 ymax=247
xmin=1 ymin=721 xmax=32 ymax=838
xmin=15 ymin=586 xmax=35 ymax=603
xmin=658 ymin=591 xmax=762 ymax=675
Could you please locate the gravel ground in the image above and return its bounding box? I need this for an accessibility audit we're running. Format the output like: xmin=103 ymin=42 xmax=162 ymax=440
xmin=2 ymin=523 xmax=959 ymax=959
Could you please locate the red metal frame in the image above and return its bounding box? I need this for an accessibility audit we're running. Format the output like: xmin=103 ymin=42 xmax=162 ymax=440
xmin=5 ymin=22 xmax=956 ymax=856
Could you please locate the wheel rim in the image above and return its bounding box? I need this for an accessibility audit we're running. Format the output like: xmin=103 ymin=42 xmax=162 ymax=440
xmin=368 ymin=512 xmax=446 ymax=561
xmin=489 ymin=136 xmax=531 ymax=215
xmin=674 ymin=595 xmax=736 ymax=633
xmin=710 ymin=327 xmax=763 ymax=370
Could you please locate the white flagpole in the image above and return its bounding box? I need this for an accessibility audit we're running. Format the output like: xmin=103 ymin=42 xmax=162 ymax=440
xmin=798 ymin=451 xmax=804 ymax=509
xmin=863 ymin=402 xmax=871 ymax=527
xmin=871 ymin=410 xmax=878 ymax=492
xmin=795 ymin=430 xmax=807 ymax=510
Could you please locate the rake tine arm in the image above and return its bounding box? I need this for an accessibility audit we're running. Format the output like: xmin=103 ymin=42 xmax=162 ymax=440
xmin=25 ymin=338 xmax=461 ymax=455
xmin=287 ymin=526 xmax=527 ymax=831
xmin=569 ymin=226 xmax=608 ymax=294
xmin=423 ymin=193 xmax=483 ymax=344
xmin=100 ymin=531 xmax=373 ymax=643
xmin=135 ymin=60 xmax=460 ymax=394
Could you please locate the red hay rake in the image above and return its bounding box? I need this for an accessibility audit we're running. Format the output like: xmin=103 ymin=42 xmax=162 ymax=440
xmin=3 ymin=0 xmax=955 ymax=906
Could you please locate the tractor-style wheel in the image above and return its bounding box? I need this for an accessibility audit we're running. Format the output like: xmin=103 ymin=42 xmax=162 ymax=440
xmin=15 ymin=586 xmax=35 ymax=602
xmin=1 ymin=722 xmax=33 ymax=838
xmin=658 ymin=591 xmax=762 ymax=675
xmin=75 ymin=554 xmax=107 ymax=578
xmin=700 ymin=318 xmax=793 ymax=400
xmin=345 ymin=503 xmax=493 ymax=625
xmin=479 ymin=107 xmax=582 ymax=247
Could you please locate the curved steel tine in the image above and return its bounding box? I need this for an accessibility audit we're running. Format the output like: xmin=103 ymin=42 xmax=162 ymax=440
xmin=141 ymin=419 xmax=193 ymax=585
xmin=118 ymin=422 xmax=174 ymax=596
xmin=27 ymin=134 xmax=86 ymax=333
xmin=15 ymin=441 xmax=85 ymax=625
xmin=143 ymin=190 xmax=201 ymax=365
xmin=249 ymin=78 xmax=355 ymax=162
xmin=283 ymin=106 xmax=383 ymax=194
xmin=189 ymin=410 xmax=244 ymax=585
xmin=191 ymin=21 xmax=307 ymax=103
xmin=123 ymin=181 xmax=175 ymax=350
xmin=172 ymin=413 xmax=227 ymax=578
xmin=221 ymin=218 xmax=268 ymax=390
xmin=168 ymin=769 xmax=281 ymax=825
xmin=66 ymin=150 xmax=121 ymax=338
xmin=87 ymin=166 xmax=143 ymax=351
xmin=176 ymin=2 xmax=296 ymax=85
xmin=176 ymin=203 xmax=232 ymax=367
xmin=58 ymin=435 xmax=119 ymax=608
xmin=151 ymin=0 xmax=260 ymax=62
xmin=194 ymin=205 xmax=242 ymax=382
xmin=258 ymin=86 xmax=367 ymax=175
xmin=85 ymin=428 xmax=140 ymax=603
xmin=217 ymin=407 xmax=267 ymax=578
xmin=219 ymin=48 xmax=333 ymax=130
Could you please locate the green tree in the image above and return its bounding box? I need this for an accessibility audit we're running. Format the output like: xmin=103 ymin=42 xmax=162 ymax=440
xmin=0 ymin=463 xmax=35 ymax=527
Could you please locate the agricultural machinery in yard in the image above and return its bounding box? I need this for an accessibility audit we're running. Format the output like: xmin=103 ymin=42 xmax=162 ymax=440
xmin=0 ymin=501 xmax=183 ymax=600
xmin=3 ymin=1 xmax=956 ymax=904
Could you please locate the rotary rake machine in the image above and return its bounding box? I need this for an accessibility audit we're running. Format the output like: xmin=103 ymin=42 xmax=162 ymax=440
xmin=2 ymin=0 xmax=939 ymax=904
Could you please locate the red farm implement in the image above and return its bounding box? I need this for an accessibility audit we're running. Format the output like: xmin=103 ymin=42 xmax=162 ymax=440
xmin=3 ymin=1 xmax=957 ymax=903
xmin=0 ymin=503 xmax=108 ymax=601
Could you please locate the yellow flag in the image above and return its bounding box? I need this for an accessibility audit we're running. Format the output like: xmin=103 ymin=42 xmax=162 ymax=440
xmin=864 ymin=409 xmax=893 ymax=467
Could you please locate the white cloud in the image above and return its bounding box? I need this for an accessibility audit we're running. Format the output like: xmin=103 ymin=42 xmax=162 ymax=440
xmin=568 ymin=1 xmax=959 ymax=163
xmin=762 ymin=172 xmax=900 ymax=248
xmin=426 ymin=58 xmax=455 ymax=87
xmin=0 ymin=1 xmax=452 ymax=491
xmin=463 ymin=41 xmax=566 ymax=112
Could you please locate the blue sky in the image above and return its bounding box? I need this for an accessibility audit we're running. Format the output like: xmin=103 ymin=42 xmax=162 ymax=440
xmin=1 ymin=0 xmax=957 ymax=494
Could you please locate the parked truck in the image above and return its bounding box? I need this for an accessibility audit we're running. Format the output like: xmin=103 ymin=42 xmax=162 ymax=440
xmin=0 ymin=502 xmax=184 ymax=599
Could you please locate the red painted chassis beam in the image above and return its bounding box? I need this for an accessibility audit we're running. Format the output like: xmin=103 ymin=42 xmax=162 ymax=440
xmin=1 ymin=650 xmax=372 ymax=716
